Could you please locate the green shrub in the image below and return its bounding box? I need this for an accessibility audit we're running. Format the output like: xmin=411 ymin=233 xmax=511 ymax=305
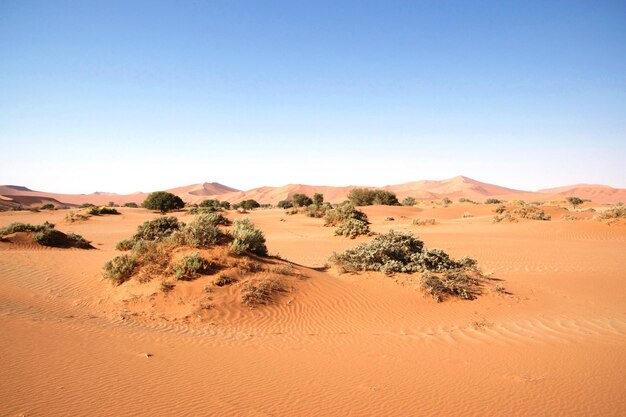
xmin=134 ymin=216 xmax=184 ymax=241
xmin=237 ymin=199 xmax=260 ymax=210
xmin=229 ymin=218 xmax=268 ymax=256
xmin=324 ymin=203 xmax=368 ymax=226
xmin=214 ymin=274 xmax=236 ymax=287
xmin=277 ymin=200 xmax=293 ymax=209
xmin=331 ymin=230 xmax=476 ymax=275
xmin=80 ymin=203 xmax=95 ymax=208
xmin=484 ymin=198 xmax=502 ymax=204
xmin=457 ymin=197 xmax=476 ymax=204
xmin=513 ymin=206 xmax=551 ymax=221
xmin=402 ymin=197 xmax=416 ymax=206
xmin=335 ymin=218 xmax=370 ymax=239
xmin=123 ymin=202 xmax=139 ymax=208
xmin=313 ymin=193 xmax=324 ymax=206
xmin=116 ymin=239 xmax=135 ymax=251
xmin=291 ymin=193 xmax=313 ymax=207
xmin=0 ymin=222 xmax=54 ymax=236
xmin=180 ymin=213 xmax=225 ymax=247
xmin=103 ymin=254 xmax=137 ymax=285
xmin=348 ymin=188 xmax=399 ymax=206
xmin=142 ymin=191 xmax=185 ymax=213
xmin=33 ymin=229 xmax=91 ymax=248
xmin=41 ymin=203 xmax=55 ymax=210
xmin=87 ymin=206 xmax=120 ymax=215
xmin=173 ymin=252 xmax=213 ymax=281
xmin=199 ymin=199 xmax=222 ymax=209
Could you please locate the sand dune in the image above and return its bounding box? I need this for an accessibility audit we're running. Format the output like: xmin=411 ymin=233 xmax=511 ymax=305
xmin=3 ymin=177 xmax=625 ymax=207
xmin=0 ymin=204 xmax=625 ymax=416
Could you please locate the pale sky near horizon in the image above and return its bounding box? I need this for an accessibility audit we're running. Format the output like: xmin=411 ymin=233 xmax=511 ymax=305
xmin=1 ymin=0 xmax=625 ymax=194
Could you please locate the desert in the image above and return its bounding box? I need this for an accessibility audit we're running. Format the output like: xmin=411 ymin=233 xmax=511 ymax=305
xmin=1 ymin=182 xmax=625 ymax=416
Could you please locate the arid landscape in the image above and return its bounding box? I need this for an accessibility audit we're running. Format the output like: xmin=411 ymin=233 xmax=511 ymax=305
xmin=1 ymin=179 xmax=625 ymax=416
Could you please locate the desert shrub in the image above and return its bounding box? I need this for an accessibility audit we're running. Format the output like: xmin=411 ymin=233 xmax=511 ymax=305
xmin=457 ymin=197 xmax=476 ymax=204
xmin=173 ymin=252 xmax=213 ymax=281
xmin=494 ymin=205 xmax=507 ymax=214
xmin=65 ymin=211 xmax=90 ymax=223
xmin=33 ymin=229 xmax=91 ymax=248
xmin=238 ymin=199 xmax=260 ymax=210
xmin=229 ymin=218 xmax=268 ymax=256
xmin=0 ymin=222 xmax=54 ymax=236
xmin=484 ymin=198 xmax=502 ymax=204
xmin=443 ymin=197 xmax=453 ymax=205
xmin=335 ymin=218 xmax=370 ymax=239
xmin=331 ymin=230 xmax=476 ymax=275
xmin=348 ymin=189 xmax=399 ymax=206
xmin=180 ymin=213 xmax=226 ymax=247
xmin=412 ymin=218 xmax=436 ymax=226
xmin=492 ymin=212 xmax=517 ymax=223
xmin=595 ymin=205 xmax=626 ymax=220
xmin=103 ymin=254 xmax=137 ymax=285
xmin=199 ymin=199 xmax=222 ymax=209
xmin=566 ymin=196 xmax=584 ymax=209
xmin=133 ymin=216 xmax=184 ymax=241
xmin=241 ymin=278 xmax=284 ymax=306
xmin=214 ymin=274 xmax=236 ymax=287
xmin=420 ymin=270 xmax=478 ymax=302
xmin=303 ymin=204 xmax=327 ymax=218
xmin=277 ymin=200 xmax=293 ymax=209
xmin=462 ymin=212 xmax=473 ymax=218
xmin=142 ymin=191 xmax=184 ymax=213
xmin=80 ymin=203 xmax=95 ymax=208
xmin=87 ymin=206 xmax=120 ymax=215
xmin=385 ymin=217 xmax=395 ymax=221
xmin=123 ymin=202 xmax=139 ymax=208
xmin=324 ymin=203 xmax=368 ymax=226
xmin=291 ymin=193 xmax=313 ymax=207
xmin=561 ymin=214 xmax=579 ymax=221
xmin=41 ymin=203 xmax=55 ymax=210
xmin=116 ymin=239 xmax=135 ymax=251
xmin=402 ymin=197 xmax=416 ymax=206
xmin=313 ymin=193 xmax=324 ymax=206
xmin=513 ymin=206 xmax=551 ymax=221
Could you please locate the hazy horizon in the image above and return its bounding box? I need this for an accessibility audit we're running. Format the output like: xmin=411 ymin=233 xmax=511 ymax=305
xmin=2 ymin=1 xmax=625 ymax=194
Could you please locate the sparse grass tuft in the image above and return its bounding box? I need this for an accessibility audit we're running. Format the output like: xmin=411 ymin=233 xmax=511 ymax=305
xmin=241 ymin=277 xmax=284 ymax=306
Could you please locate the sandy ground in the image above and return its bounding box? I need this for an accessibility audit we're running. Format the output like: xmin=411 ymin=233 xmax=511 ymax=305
xmin=0 ymin=205 xmax=625 ymax=416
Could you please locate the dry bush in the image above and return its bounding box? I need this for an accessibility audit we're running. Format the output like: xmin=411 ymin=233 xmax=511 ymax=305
xmin=412 ymin=218 xmax=436 ymax=226
xmin=240 ymin=277 xmax=285 ymax=306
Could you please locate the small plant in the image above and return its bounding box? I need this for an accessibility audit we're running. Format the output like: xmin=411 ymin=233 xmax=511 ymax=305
xmin=420 ymin=270 xmax=478 ymax=302
xmin=494 ymin=205 xmax=507 ymax=214
xmin=238 ymin=199 xmax=260 ymax=210
xmin=123 ymin=202 xmax=139 ymax=208
xmin=513 ymin=206 xmax=551 ymax=221
xmin=412 ymin=218 xmax=436 ymax=226
xmin=116 ymin=239 xmax=135 ymax=251
xmin=103 ymin=254 xmax=137 ymax=285
xmin=214 ymin=274 xmax=236 ymax=287
xmin=442 ymin=197 xmax=453 ymax=205
xmin=241 ymin=278 xmax=284 ymax=306
xmin=484 ymin=198 xmax=502 ymax=204
xmin=41 ymin=203 xmax=55 ymax=210
xmin=313 ymin=193 xmax=324 ymax=206
xmin=134 ymin=216 xmax=184 ymax=241
xmin=291 ymin=193 xmax=313 ymax=207
xmin=462 ymin=212 xmax=473 ymax=218
xmin=65 ymin=211 xmax=90 ymax=223
xmin=160 ymin=281 xmax=175 ymax=293
xmin=385 ymin=216 xmax=395 ymax=221
xmin=324 ymin=203 xmax=368 ymax=226
xmin=142 ymin=191 xmax=185 ymax=213
xmin=173 ymin=252 xmax=212 ymax=281
xmin=229 ymin=218 xmax=268 ymax=256
xmin=335 ymin=218 xmax=370 ymax=238
xmin=402 ymin=197 xmax=417 ymax=206
xmin=492 ymin=212 xmax=517 ymax=223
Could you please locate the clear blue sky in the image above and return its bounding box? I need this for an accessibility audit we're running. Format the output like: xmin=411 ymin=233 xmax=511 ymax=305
xmin=1 ymin=0 xmax=625 ymax=194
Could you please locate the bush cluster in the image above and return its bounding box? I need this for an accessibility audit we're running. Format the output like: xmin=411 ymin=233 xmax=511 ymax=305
xmin=87 ymin=206 xmax=120 ymax=215
xmin=595 ymin=204 xmax=626 ymax=220
xmin=331 ymin=230 xmax=476 ymax=275
xmin=323 ymin=203 xmax=370 ymax=238
xmin=402 ymin=197 xmax=416 ymax=206
xmin=348 ymin=189 xmax=399 ymax=206
xmin=0 ymin=221 xmax=91 ymax=249
xmin=484 ymin=198 xmax=502 ymax=204
xmin=173 ymin=252 xmax=214 ymax=281
xmin=0 ymin=222 xmax=54 ymax=235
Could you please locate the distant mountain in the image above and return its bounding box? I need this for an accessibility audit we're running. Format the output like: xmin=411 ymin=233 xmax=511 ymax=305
xmin=2 ymin=177 xmax=624 ymax=208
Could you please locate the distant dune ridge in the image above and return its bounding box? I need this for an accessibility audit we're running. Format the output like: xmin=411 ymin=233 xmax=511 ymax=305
xmin=1 ymin=176 xmax=625 ymax=208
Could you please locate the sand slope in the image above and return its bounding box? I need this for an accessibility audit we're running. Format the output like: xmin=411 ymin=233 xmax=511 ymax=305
xmin=0 ymin=205 xmax=625 ymax=416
